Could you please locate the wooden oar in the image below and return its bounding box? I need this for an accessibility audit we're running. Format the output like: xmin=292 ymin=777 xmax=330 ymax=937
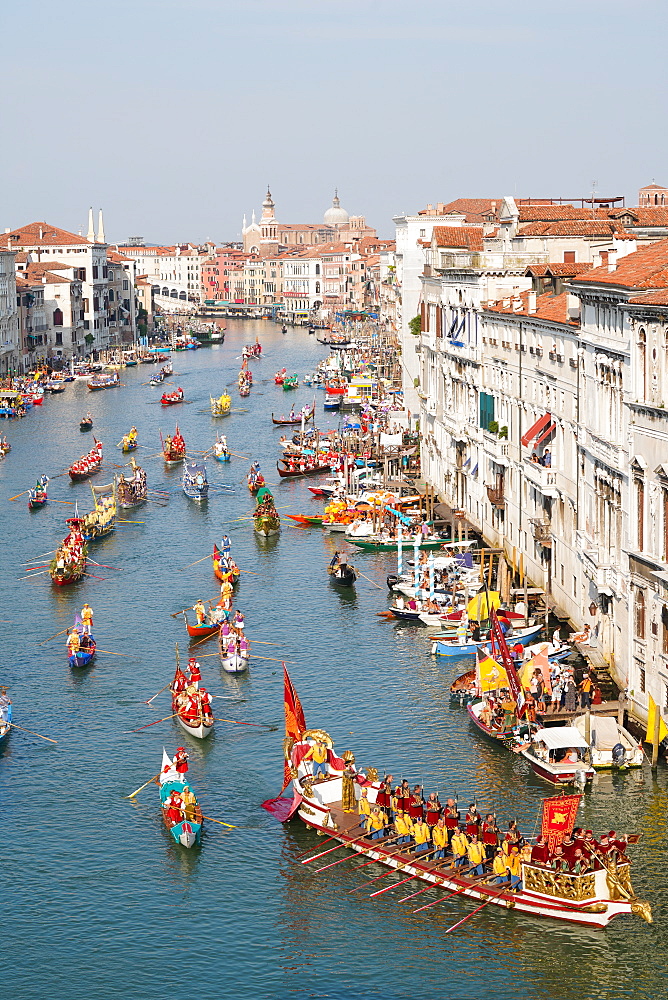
xmin=370 ymin=873 xmax=418 ymax=897
xmin=300 ymin=843 xmax=345 ymax=864
xmin=145 ymin=683 xmax=171 ymax=704
xmin=357 ymin=570 xmax=382 ymax=590
xmin=88 ymin=560 xmax=121 ymax=571
xmin=126 ymin=773 xmax=160 ymax=798
xmin=250 ymin=654 xmax=296 ymax=664
xmin=413 ymin=869 xmax=494 ymax=913
xmin=200 ymin=813 xmax=237 ymax=829
xmin=444 ymin=896 xmax=497 ymax=933
xmin=295 ymin=834 xmax=341 ymax=859
xmin=398 ymin=862 xmax=478 ymax=902
xmin=22 ymin=549 xmax=56 ymax=562
xmin=96 ymin=649 xmax=126 ymax=657
xmin=124 ymin=713 xmax=178 ymax=733
xmin=117 ymin=519 xmax=146 ymax=524
xmin=9 ymin=723 xmax=57 ymax=743
xmin=9 ymin=490 xmax=30 ymax=501
xmin=182 ymin=553 xmax=213 ymax=570
xmin=48 ymin=499 xmax=75 ymax=504
xmin=19 ymin=570 xmax=48 ymax=581
xmin=213 ymin=717 xmax=277 ymax=729
xmin=247 ymin=639 xmax=280 ymax=646
xmin=38 ymin=627 xmax=72 ymax=645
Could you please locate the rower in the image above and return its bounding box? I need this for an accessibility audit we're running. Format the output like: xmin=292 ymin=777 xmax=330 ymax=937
xmin=199 ymin=687 xmax=213 ymax=723
xmin=412 ymin=817 xmax=432 ymax=855
xmin=188 ymin=660 xmax=202 ymax=686
xmin=232 ymin=609 xmax=245 ymax=629
xmin=182 ymin=785 xmax=197 ymax=822
xmin=172 ymin=747 xmax=189 ymax=774
xmin=67 ymin=628 xmax=80 ymax=654
xmin=193 ymin=599 xmax=207 ymax=626
xmin=164 ymin=790 xmax=184 ymax=825
xmin=467 ymin=834 xmax=486 ymax=875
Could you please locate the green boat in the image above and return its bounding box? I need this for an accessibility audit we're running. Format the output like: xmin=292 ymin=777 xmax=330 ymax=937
xmin=350 ymin=537 xmax=445 ymax=552
xmin=283 ymin=374 xmax=299 ymax=391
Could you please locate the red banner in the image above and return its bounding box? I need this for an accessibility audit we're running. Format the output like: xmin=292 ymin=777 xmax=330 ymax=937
xmin=541 ymin=794 xmax=581 ymax=852
xmin=490 ymin=610 xmax=524 ymax=709
xmin=281 ymin=664 xmax=306 ymax=793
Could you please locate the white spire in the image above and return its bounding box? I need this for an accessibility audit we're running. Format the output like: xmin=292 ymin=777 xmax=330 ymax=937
xmin=251 ymin=209 xmax=256 ymax=225
xmin=96 ymin=209 xmax=105 ymax=244
xmin=86 ymin=207 xmax=95 ymax=242
xmin=242 ymin=213 xmax=247 ymax=234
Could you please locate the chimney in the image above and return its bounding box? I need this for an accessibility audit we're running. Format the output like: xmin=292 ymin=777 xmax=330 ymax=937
xmin=96 ymin=209 xmax=105 ymax=244
xmin=528 ymin=290 xmax=537 ymax=314
xmin=87 ymin=207 xmax=95 ymax=243
xmin=4 ymin=227 xmax=9 ymax=234
xmin=39 ymin=226 xmax=43 ymax=240
xmin=607 ymin=248 xmax=618 ymax=272
xmin=567 ymin=293 xmax=580 ymax=321
xmin=512 ymin=296 xmax=523 ymax=312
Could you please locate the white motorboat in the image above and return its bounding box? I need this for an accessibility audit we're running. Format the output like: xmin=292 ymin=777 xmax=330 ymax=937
xmin=519 ymin=727 xmax=596 ymax=785
xmin=572 ymin=714 xmax=644 ymax=769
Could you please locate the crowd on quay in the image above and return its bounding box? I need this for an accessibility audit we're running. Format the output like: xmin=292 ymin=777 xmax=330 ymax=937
xmin=338 ymin=771 xmax=630 ymax=892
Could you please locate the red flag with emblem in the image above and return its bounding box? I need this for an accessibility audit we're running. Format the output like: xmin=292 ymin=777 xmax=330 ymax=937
xmin=541 ymin=794 xmax=581 ymax=852
xmin=281 ymin=664 xmax=306 ymax=793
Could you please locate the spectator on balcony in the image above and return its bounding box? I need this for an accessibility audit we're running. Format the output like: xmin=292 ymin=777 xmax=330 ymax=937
xmin=542 ymin=449 xmax=552 ymax=468
xmin=531 ymin=451 xmax=540 ymax=463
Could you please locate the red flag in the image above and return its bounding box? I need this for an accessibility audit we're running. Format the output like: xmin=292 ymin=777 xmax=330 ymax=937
xmin=280 ymin=664 xmax=306 ymax=793
xmin=541 ymin=794 xmax=581 ymax=852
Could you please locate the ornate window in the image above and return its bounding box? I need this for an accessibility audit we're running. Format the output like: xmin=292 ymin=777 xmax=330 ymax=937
xmin=635 ymin=588 xmax=646 ymax=639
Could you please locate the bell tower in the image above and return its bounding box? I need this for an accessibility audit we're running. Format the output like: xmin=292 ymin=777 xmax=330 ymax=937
xmin=260 ymin=186 xmax=278 ymax=244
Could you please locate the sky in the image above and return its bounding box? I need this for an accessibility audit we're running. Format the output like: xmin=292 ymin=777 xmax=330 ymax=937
xmin=2 ymin=0 xmax=667 ymax=244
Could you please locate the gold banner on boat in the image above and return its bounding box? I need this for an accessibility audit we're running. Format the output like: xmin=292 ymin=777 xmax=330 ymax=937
xmin=523 ymin=864 xmax=596 ymax=902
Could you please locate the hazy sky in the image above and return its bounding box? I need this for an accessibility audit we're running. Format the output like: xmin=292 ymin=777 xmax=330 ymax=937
xmin=2 ymin=0 xmax=666 ymax=244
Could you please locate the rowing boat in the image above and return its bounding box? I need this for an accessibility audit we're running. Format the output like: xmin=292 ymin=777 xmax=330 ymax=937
xmin=117 ymin=457 xmax=148 ymax=508
xmin=262 ymin=668 xmax=653 ymax=929
xmin=212 ymin=544 xmax=240 ymax=584
xmin=210 ymin=393 xmax=232 ymax=417
xmin=82 ymin=479 xmax=117 ymax=542
xmin=182 ymin=609 xmax=221 ymax=641
xmin=68 ymin=439 xmax=103 ymax=481
xmin=171 ymin=662 xmax=214 ymax=740
xmin=327 ymin=562 xmax=357 ymax=586
xmin=161 ymin=387 xmax=184 ymax=406
xmin=271 ymin=404 xmax=315 ymax=426
xmin=285 ymin=514 xmax=324 ymax=526
xmin=159 ymin=750 xmax=203 ymax=847
xmin=182 ymin=461 xmax=208 ymax=501
xmin=28 ymin=475 xmax=49 ymax=510
xmin=162 ymin=426 xmax=186 ymax=464
xmin=49 ymin=517 xmax=87 ymax=586
xmin=67 ymin=616 xmax=97 ymax=668
xmin=218 ymin=630 xmax=249 ymax=673
xmin=431 ymin=622 xmax=542 ymax=658
xmin=277 ymin=460 xmax=331 ymax=478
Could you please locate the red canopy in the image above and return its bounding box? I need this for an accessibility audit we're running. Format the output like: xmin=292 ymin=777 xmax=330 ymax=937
xmin=521 ymin=412 xmax=551 ymax=448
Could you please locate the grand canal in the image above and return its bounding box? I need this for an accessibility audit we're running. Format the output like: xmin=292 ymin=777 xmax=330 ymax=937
xmin=2 ymin=320 xmax=666 ymax=1000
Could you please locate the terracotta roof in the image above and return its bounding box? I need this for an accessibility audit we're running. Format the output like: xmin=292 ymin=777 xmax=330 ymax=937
xmin=572 ymin=239 xmax=668 ymax=289
xmin=485 ymin=290 xmax=577 ymax=326
xmin=421 ymin=199 xmax=499 ymax=224
xmin=107 ymin=249 xmax=133 ymax=262
xmin=609 ymin=207 xmax=668 ymax=227
xmin=1 ymin=222 xmax=89 ymax=248
xmin=519 ymin=220 xmax=633 ymax=238
xmin=524 ymin=264 xmax=550 ymax=276
xmin=517 ymin=205 xmax=589 ymax=223
xmin=24 ymin=262 xmax=75 ymax=282
xmin=627 ymin=289 xmax=668 ymax=305
xmin=280 ymin=224 xmax=332 ymax=232
xmin=433 ymin=226 xmax=484 ymax=251
xmin=521 ymin=262 xmax=593 ymax=279
xmin=639 ymin=183 xmax=667 ymax=191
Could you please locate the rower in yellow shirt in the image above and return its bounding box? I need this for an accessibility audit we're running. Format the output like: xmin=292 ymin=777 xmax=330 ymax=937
xmin=466 ymin=834 xmax=486 ymax=876
xmin=492 ymin=848 xmax=510 ymax=884
xmin=368 ymin=806 xmax=388 ymax=841
xmin=394 ymin=810 xmax=414 ymax=845
xmin=358 ymin=788 xmax=371 ymax=830
xmin=412 ymin=818 xmax=431 ymax=856
xmin=451 ymin=829 xmax=469 ymax=868
xmin=506 ymin=847 xmax=523 ymax=891
xmin=432 ymin=818 xmax=448 ymax=860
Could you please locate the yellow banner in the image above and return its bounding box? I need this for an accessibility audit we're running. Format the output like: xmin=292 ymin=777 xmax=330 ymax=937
xmin=468 ymin=591 xmax=500 ymax=620
xmin=477 ymin=651 xmax=509 ymax=693
xmin=646 ymin=694 xmax=668 ymax=745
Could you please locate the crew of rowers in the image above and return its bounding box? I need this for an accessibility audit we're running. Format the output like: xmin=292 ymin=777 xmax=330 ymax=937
xmin=172 ymin=659 xmax=214 ymax=726
xmin=214 ymin=434 xmax=229 ymax=459
xmin=52 ymin=522 xmax=86 ymax=574
xmin=117 ymin=462 xmax=147 ymax=505
xmin=121 ymin=426 xmax=138 ymax=449
xmin=29 ymin=474 xmax=49 ymax=500
xmin=248 ymin=462 xmax=265 ymax=489
xmin=83 ymin=492 xmax=115 ymax=535
xmin=66 ymin=604 xmax=95 ymax=654
xmin=162 ymin=749 xmax=198 ymax=826
xmin=356 ymin=781 xmax=631 ymax=891
xmin=281 ymin=452 xmax=333 ymax=473
xmin=69 ymin=440 xmax=103 ymax=476
xmin=163 ymin=429 xmax=186 ymax=459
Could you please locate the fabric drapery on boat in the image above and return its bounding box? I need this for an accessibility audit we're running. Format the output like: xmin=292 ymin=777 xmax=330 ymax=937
xmin=521 ymin=412 xmax=552 ymax=448
xmin=541 ymin=794 xmax=581 ymax=851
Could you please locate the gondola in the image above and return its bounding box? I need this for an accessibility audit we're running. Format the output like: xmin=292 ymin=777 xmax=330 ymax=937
xmin=271 ymin=404 xmax=315 ymax=426
xmin=212 ymin=544 xmax=240 ymax=585
xmin=68 ymin=439 xmax=103 ymax=481
xmin=218 ymin=631 xmax=250 ymax=673
xmin=351 ymin=537 xmax=445 ymax=553
xmin=277 ymin=460 xmax=332 ymax=478
xmin=327 ymin=561 xmax=357 ymax=587
xmin=182 ymin=609 xmax=221 ymax=641
xmin=28 ymin=475 xmax=49 ymax=510
xmin=67 ymin=619 xmax=97 ymax=668
xmin=162 ymin=426 xmax=186 ymax=464
xmin=182 ymin=461 xmax=208 ymax=501
xmin=253 ymin=489 xmax=280 ymax=536
xmin=161 ymin=387 xmax=184 ymax=406
xmin=210 ymin=393 xmax=232 ymax=417
xmin=80 ymin=416 xmax=93 ymax=431
xmin=159 ymin=750 xmax=203 ymax=847
xmin=171 ymin=663 xmax=214 ymax=740
xmin=285 ymin=514 xmax=324 ymax=526
xmin=49 ymin=517 xmax=87 ymax=586
xmin=0 ymin=694 xmax=11 ymax=745
xmin=282 ymin=374 xmax=299 ymax=391
xmin=117 ymin=458 xmax=148 ymax=508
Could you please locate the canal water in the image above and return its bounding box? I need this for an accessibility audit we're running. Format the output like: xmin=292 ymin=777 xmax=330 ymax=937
xmin=1 ymin=321 xmax=666 ymax=1000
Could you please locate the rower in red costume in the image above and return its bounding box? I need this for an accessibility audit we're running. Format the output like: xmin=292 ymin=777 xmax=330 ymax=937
xmin=465 ymin=803 xmax=482 ymax=837
xmin=188 ymin=660 xmax=202 ymax=686
xmin=173 ymin=747 xmax=189 ymax=774
xmin=481 ymin=813 xmax=500 ymax=858
xmin=444 ymin=799 xmax=460 ymax=843
xmin=424 ymin=793 xmax=442 ymax=827
xmin=199 ymin=687 xmax=213 ymax=723
xmin=408 ymin=785 xmax=424 ymax=822
xmin=173 ymin=670 xmax=187 ymax=694
xmin=530 ymin=835 xmax=550 ymax=865
xmin=164 ymin=790 xmax=184 ymax=825
xmin=183 ymin=692 xmax=201 ymax=721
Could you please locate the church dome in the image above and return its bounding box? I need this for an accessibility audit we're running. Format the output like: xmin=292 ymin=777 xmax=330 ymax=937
xmin=324 ymin=190 xmax=349 ymax=226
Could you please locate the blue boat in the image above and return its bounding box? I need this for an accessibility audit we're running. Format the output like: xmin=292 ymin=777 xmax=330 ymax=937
xmin=324 ymin=397 xmax=341 ymax=411
xmin=159 ymin=750 xmax=203 ymax=848
xmin=67 ymin=616 xmax=97 ymax=667
xmin=183 ymin=461 xmax=209 ymax=501
xmin=431 ymin=622 xmax=542 ymax=658
xmin=0 ymin=693 xmax=11 ymax=745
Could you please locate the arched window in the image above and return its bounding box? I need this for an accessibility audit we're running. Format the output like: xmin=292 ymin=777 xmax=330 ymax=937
xmin=315 ymin=281 xmax=320 ymax=293
xmin=53 ymin=308 xmax=63 ymax=326
xmin=635 ymin=588 xmax=646 ymax=638
xmin=637 ymin=477 xmax=645 ymax=550
xmin=315 ymin=263 xmax=320 ymax=275
xmin=638 ymin=328 xmax=646 ymax=399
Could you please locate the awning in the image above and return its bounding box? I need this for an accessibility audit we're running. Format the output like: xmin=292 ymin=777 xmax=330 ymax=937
xmin=521 ymin=412 xmax=551 ymax=448
xmin=534 ymin=421 xmax=556 ymax=448
xmin=533 ymin=727 xmax=589 ymax=750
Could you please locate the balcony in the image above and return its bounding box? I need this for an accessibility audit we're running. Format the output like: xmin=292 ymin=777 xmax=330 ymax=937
xmin=530 ymin=517 xmax=552 ymax=546
xmin=486 ymin=483 xmax=505 ymax=508
xmin=523 ymin=458 xmax=559 ymax=497
xmin=482 ymin=431 xmax=509 ymax=464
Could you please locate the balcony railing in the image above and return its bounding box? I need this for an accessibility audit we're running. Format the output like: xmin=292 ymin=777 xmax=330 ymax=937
xmin=530 ymin=517 xmax=552 ymax=545
xmin=523 ymin=458 xmax=558 ymax=495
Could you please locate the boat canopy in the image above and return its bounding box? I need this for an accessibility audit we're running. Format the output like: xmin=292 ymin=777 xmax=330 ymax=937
xmin=533 ymin=727 xmax=589 ymax=750
xmin=573 ymin=715 xmax=621 ymax=750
